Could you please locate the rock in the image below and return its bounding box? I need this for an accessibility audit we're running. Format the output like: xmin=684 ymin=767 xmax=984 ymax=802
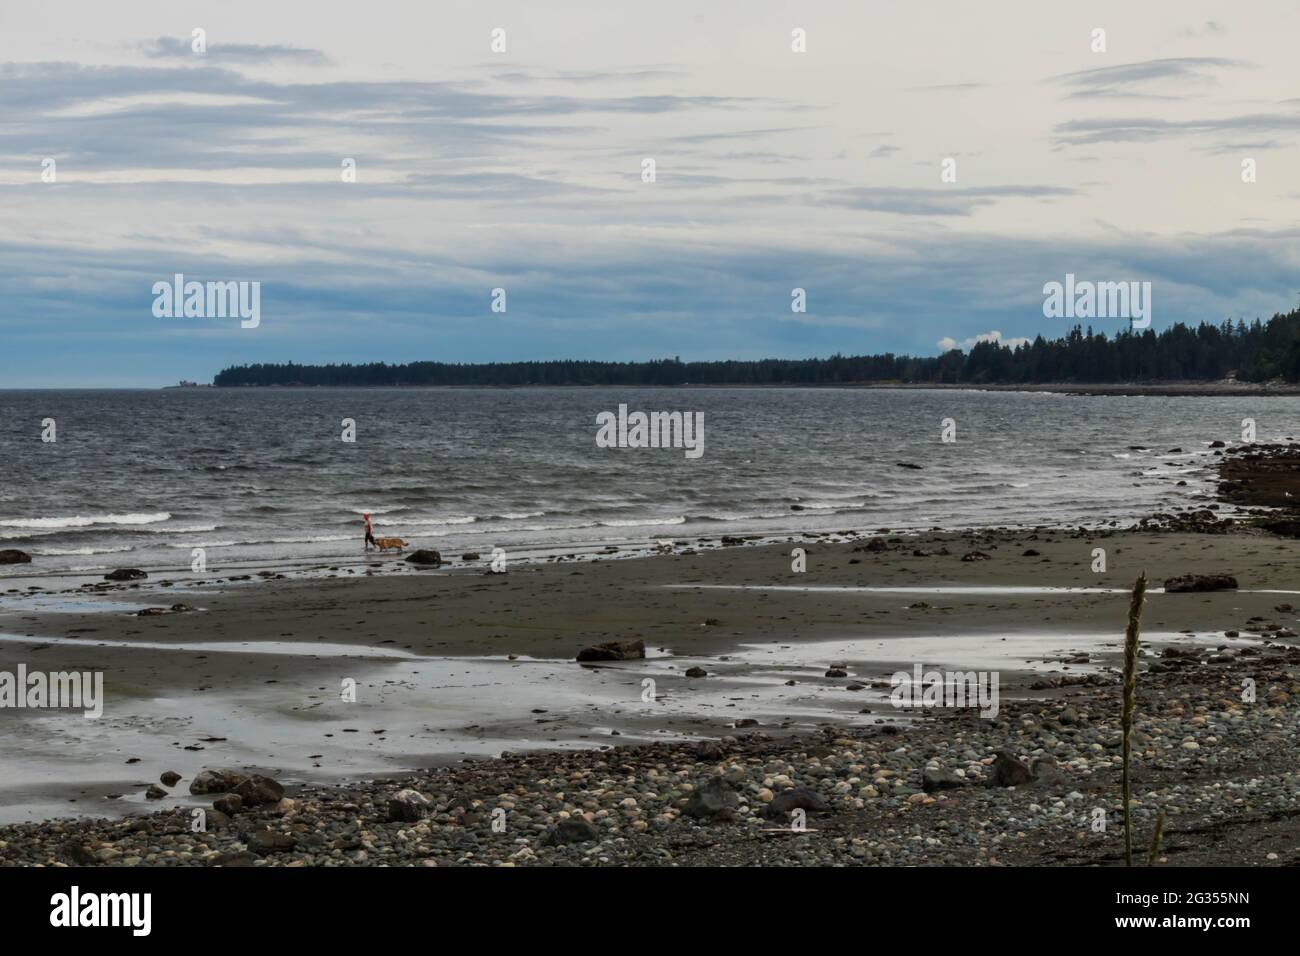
xmin=766 ymin=785 xmax=832 ymax=818
xmin=137 ymin=604 xmax=192 ymax=616
xmin=734 ymin=718 xmax=759 ymax=728
xmin=1022 ymin=548 xmax=1040 ymax=556
xmin=213 ymin=794 xmax=243 ymax=815
xmin=693 ymin=740 xmax=724 ymax=760
xmin=65 ymin=843 xmax=96 ymax=865
xmin=460 ymin=552 xmax=481 ymax=561
xmin=104 ymin=568 xmax=147 ymax=581
xmin=1031 ymin=757 xmax=1069 ymax=787
xmin=922 ymin=768 xmax=967 ymax=793
xmin=1209 ymin=440 xmax=1226 ymax=448
xmin=386 ymin=788 xmax=431 ymax=822
xmin=576 ymin=639 xmax=645 ymax=662
xmin=683 ymin=777 xmax=741 ymax=821
xmin=247 ymin=829 xmax=296 ymax=854
xmin=961 ymin=550 xmax=991 ymax=562
xmin=145 ymin=784 xmax=168 ymax=799
xmin=405 ymin=549 xmax=443 ymax=566
xmin=825 ymin=667 xmax=848 ymax=678
xmin=991 ymin=750 xmax=1033 ymax=787
xmin=1164 ymin=573 xmax=1238 ymax=593
xmin=896 ymin=462 xmax=923 ymax=470
xmin=544 ymin=818 xmax=600 ymax=845
xmin=0 ymin=549 xmax=32 ymax=564
xmin=160 ymin=771 xmax=181 ymax=787
xmin=684 ymin=666 xmax=708 ymax=678
xmin=212 ymin=850 xmax=257 ymax=867
xmin=189 ymin=768 xmax=247 ymax=795
xmin=234 ymin=774 xmax=285 ymax=807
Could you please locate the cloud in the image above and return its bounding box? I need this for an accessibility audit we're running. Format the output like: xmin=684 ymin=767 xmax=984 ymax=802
xmin=904 ymin=83 xmax=985 ymax=92
xmin=812 ymin=185 xmax=1075 ymax=217
xmin=1179 ymin=21 xmax=1228 ymax=38
xmin=1053 ymin=110 xmax=1300 ymax=146
xmin=1049 ymin=57 xmax=1251 ymax=100
xmin=937 ymin=331 xmax=1032 ymax=352
xmin=142 ymin=36 xmax=334 ymax=66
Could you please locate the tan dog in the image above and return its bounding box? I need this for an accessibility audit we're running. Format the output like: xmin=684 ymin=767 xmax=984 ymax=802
xmin=374 ymin=537 xmax=408 ymax=552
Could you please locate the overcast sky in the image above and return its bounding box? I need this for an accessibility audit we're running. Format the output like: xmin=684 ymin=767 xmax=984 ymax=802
xmin=2 ymin=0 xmax=1299 ymax=386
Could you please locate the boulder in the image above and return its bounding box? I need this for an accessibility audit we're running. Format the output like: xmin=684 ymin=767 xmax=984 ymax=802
xmin=576 ymin=639 xmax=645 ymax=662
xmin=1030 ymin=756 xmax=1069 ymax=788
xmin=234 ymin=774 xmax=285 ymax=807
xmin=213 ymin=794 xmax=243 ymax=816
xmin=543 ymin=817 xmax=600 ymax=845
xmin=765 ymin=785 xmax=831 ymax=818
xmin=159 ymin=771 xmax=181 ymax=787
xmin=693 ymin=740 xmax=725 ymax=761
xmin=386 ymin=788 xmax=431 ymax=822
xmin=205 ymin=808 xmax=234 ymax=830
xmin=684 ymin=666 xmax=708 ymax=678
xmin=405 ymin=549 xmax=443 ymax=566
xmin=189 ymin=768 xmax=247 ymax=795
xmin=921 ymin=768 xmax=967 ymax=793
xmin=460 ymin=552 xmax=481 ymax=561
xmin=683 ymin=777 xmax=740 ymax=821
xmin=103 ymin=568 xmax=147 ymax=581
xmin=961 ymin=550 xmax=991 ymax=562
xmin=145 ymin=784 xmax=168 ymax=799
xmin=0 ymin=549 xmax=32 ymax=565
xmin=1164 ymin=573 xmax=1238 ymax=593
xmin=247 ymin=829 xmax=296 ymax=854
xmin=991 ymin=750 xmax=1033 ymax=787
xmin=136 ymin=604 xmax=193 ymax=617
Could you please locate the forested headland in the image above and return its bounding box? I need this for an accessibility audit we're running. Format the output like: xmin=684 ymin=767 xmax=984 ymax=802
xmin=213 ymin=310 xmax=1300 ymax=387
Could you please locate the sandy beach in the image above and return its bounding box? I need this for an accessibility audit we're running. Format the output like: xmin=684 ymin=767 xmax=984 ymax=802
xmin=1 ymin=510 xmax=1296 ymax=836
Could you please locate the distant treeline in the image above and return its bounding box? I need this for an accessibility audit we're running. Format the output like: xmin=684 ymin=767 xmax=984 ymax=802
xmin=213 ymin=310 xmax=1300 ymax=387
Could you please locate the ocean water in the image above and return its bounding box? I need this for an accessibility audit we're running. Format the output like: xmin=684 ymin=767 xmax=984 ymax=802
xmin=0 ymin=387 xmax=1296 ymax=577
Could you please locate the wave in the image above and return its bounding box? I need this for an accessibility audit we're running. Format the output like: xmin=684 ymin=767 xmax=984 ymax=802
xmin=163 ymin=533 xmax=355 ymax=548
xmin=0 ymin=512 xmax=171 ymax=530
xmin=31 ymin=545 xmax=135 ymax=556
xmin=598 ymin=516 xmax=686 ymax=528
xmin=382 ymin=515 xmax=477 ymax=527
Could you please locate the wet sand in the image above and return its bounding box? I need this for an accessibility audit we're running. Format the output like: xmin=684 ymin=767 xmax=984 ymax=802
xmin=1 ymin=524 xmax=1295 ymax=824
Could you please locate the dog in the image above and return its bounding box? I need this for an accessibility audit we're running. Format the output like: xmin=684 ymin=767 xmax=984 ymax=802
xmin=374 ymin=537 xmax=408 ymax=552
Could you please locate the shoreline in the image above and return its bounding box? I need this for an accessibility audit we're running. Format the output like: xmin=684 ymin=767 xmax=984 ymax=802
xmin=1 ymin=521 xmax=1296 ymax=839
xmin=1 ymin=445 xmax=1296 ymax=863
xmin=188 ymin=382 xmax=1300 ymax=397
